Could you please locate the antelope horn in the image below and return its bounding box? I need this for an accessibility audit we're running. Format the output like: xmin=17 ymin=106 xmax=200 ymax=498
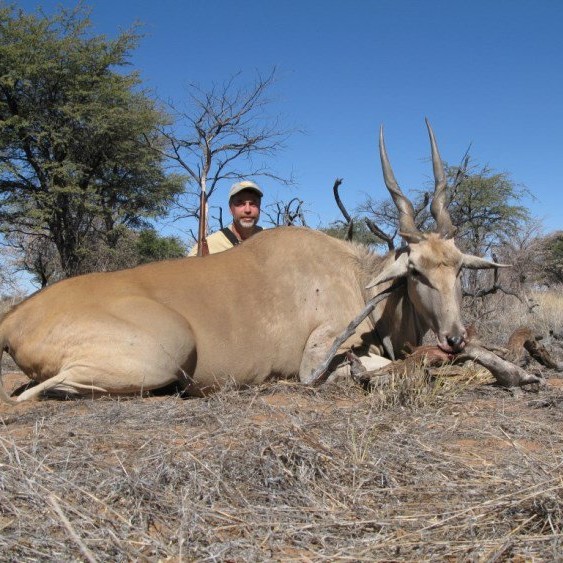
xmin=426 ymin=118 xmax=456 ymax=238
xmin=379 ymin=125 xmax=420 ymax=238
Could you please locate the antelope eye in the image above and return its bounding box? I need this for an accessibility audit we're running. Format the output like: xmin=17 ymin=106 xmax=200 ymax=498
xmin=408 ymin=266 xmax=433 ymax=288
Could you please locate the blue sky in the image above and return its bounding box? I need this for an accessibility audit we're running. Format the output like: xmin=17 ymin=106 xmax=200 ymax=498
xmin=17 ymin=0 xmax=563 ymax=235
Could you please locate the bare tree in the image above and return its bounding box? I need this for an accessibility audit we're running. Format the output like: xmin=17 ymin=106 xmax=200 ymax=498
xmin=151 ymin=69 xmax=295 ymax=241
xmin=330 ymin=178 xmax=405 ymax=249
xmin=331 ymin=179 xmax=354 ymax=241
xmin=4 ymin=232 xmax=62 ymax=288
xmin=262 ymin=198 xmax=308 ymax=227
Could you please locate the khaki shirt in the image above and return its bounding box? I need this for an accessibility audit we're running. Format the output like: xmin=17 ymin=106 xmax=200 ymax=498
xmin=188 ymin=229 xmax=236 ymax=256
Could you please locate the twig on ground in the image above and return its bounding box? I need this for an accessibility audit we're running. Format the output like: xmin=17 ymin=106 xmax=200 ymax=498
xmin=524 ymin=338 xmax=563 ymax=371
xmin=48 ymin=495 xmax=98 ymax=563
xmin=455 ymin=344 xmax=543 ymax=388
xmin=350 ymin=325 xmax=555 ymax=389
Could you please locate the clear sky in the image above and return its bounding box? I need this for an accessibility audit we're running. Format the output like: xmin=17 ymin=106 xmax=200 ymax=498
xmin=16 ymin=0 xmax=563 ymax=235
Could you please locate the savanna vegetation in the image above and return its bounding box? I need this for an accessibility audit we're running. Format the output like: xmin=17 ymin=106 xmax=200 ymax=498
xmin=0 ymin=3 xmax=561 ymax=561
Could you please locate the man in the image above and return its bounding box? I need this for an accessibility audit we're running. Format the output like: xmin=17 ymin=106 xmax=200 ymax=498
xmin=189 ymin=180 xmax=263 ymax=256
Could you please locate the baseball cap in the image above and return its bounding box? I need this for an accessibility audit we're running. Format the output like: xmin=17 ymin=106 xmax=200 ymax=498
xmin=229 ymin=180 xmax=263 ymax=199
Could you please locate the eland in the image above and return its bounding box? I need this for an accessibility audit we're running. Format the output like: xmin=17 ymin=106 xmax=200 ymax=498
xmin=0 ymin=120 xmax=505 ymax=403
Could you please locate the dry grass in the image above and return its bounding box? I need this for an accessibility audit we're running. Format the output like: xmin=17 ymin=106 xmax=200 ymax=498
xmin=533 ymin=289 xmax=563 ymax=334
xmin=1 ymin=370 xmax=562 ymax=561
xmin=470 ymin=288 xmax=563 ymax=346
xmin=0 ymin=291 xmax=562 ymax=561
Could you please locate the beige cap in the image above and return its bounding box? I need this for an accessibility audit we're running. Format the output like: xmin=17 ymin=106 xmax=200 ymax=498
xmin=229 ymin=180 xmax=263 ymax=199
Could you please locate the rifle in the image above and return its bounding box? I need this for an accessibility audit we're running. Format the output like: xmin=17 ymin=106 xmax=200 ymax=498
xmin=197 ymin=188 xmax=209 ymax=257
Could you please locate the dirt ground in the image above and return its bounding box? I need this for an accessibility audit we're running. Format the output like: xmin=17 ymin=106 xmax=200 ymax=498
xmin=0 ymin=364 xmax=562 ymax=562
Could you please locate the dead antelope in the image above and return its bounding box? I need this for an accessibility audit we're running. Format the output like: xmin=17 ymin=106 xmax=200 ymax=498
xmin=0 ymin=120 xmax=508 ymax=403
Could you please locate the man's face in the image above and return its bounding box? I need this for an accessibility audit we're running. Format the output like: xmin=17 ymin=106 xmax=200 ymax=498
xmin=229 ymin=189 xmax=261 ymax=230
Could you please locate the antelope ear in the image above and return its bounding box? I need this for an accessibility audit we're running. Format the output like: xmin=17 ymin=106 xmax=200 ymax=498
xmin=366 ymin=252 xmax=409 ymax=289
xmin=461 ymin=254 xmax=511 ymax=270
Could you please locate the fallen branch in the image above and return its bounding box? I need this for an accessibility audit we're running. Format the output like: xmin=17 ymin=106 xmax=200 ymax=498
xmin=352 ymin=343 xmax=543 ymax=390
xmin=359 ymin=322 xmax=559 ymax=389
xmin=454 ymin=344 xmax=543 ymax=387
xmin=502 ymin=326 xmax=563 ymax=372
xmin=313 ymin=303 xmax=558 ymax=390
xmin=523 ymin=338 xmax=563 ymax=372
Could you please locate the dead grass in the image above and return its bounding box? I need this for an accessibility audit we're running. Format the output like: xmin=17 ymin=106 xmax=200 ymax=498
xmin=533 ymin=288 xmax=563 ymax=334
xmin=0 ymin=291 xmax=562 ymax=560
xmin=471 ymin=288 xmax=563 ymax=347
